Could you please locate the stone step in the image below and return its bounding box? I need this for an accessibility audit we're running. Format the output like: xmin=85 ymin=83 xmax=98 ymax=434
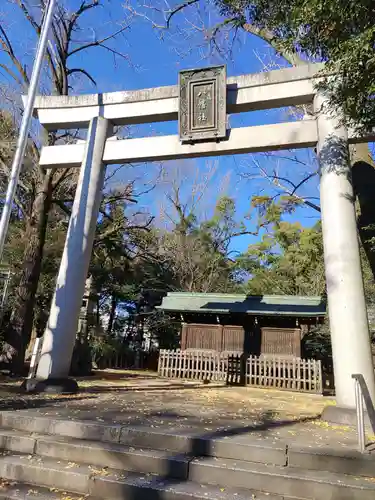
xmin=0 ymin=429 xmax=189 ymax=479
xmin=0 ymin=411 xmax=122 ymax=443
xmin=119 ymin=426 xmax=287 ymax=465
xmin=0 ymin=481 xmax=98 ymax=500
xmin=118 ymin=426 xmax=375 ymax=477
xmin=90 ymin=471 xmax=291 ymax=500
xmin=0 ymin=426 xmax=288 ymax=467
xmin=1 ymin=423 xmax=375 ymax=480
xmin=0 ymin=453 xmax=289 ymax=499
xmin=287 ymin=444 xmax=375 ymax=477
xmin=0 ymin=453 xmax=91 ymax=494
xmin=189 ymin=456 xmax=375 ymax=500
xmin=36 ymin=434 xmax=189 ymax=479
xmin=0 ymin=447 xmax=375 ymax=500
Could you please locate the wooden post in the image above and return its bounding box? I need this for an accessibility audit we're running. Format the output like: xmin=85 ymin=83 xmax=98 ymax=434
xmin=27 ymin=337 xmax=42 ymax=380
xmin=157 ymin=349 xmax=162 ymax=376
xmin=181 ymin=324 xmax=187 ymax=350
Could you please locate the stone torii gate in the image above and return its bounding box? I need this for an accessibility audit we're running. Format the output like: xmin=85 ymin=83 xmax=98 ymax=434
xmin=26 ymin=63 xmax=375 ymax=423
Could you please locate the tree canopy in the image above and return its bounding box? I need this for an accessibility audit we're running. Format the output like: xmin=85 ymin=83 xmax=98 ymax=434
xmin=237 ymin=196 xmax=325 ymax=296
xmin=214 ymin=0 xmax=375 ymax=129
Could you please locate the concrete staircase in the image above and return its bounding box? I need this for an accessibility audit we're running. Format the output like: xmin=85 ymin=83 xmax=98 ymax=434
xmin=0 ymin=411 xmax=374 ymax=499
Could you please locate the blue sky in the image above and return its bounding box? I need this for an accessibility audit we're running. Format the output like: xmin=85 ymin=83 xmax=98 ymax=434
xmin=0 ymin=0 xmax=321 ymax=254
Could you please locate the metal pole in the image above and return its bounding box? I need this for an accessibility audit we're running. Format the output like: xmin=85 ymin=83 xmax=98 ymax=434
xmin=0 ymin=0 xmax=57 ymax=261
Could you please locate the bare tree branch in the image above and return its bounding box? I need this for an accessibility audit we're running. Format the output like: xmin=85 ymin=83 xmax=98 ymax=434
xmin=0 ymin=63 xmax=23 ymax=85
xmin=67 ymin=26 xmax=128 ymax=58
xmin=15 ymin=0 xmax=61 ymax=90
xmin=66 ymin=0 xmax=101 ymax=41
xmin=261 ymin=171 xmax=321 ymax=212
xmin=165 ymin=0 xmax=199 ymax=28
xmin=291 ymin=172 xmax=317 ymax=195
xmin=0 ymin=25 xmax=29 ymax=85
xmin=67 ymin=68 xmax=97 ymax=86
xmin=241 ymin=23 xmax=307 ymax=67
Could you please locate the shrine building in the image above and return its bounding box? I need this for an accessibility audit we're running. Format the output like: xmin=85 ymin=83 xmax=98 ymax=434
xmin=157 ymin=293 xmax=326 ymax=358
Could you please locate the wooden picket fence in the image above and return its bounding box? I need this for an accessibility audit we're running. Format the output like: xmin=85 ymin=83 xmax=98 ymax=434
xmin=158 ymin=349 xmax=230 ymax=382
xmin=158 ymin=349 xmax=322 ymax=394
xmin=246 ymin=355 xmax=322 ymax=393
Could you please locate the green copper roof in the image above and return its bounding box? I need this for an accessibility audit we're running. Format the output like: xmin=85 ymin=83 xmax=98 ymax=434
xmin=157 ymin=293 xmax=326 ymax=317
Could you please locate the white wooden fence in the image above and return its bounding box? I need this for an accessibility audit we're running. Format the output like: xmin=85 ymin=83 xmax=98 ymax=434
xmin=246 ymin=355 xmax=322 ymax=393
xmin=158 ymin=350 xmax=322 ymax=394
xmin=158 ymin=350 xmax=230 ymax=382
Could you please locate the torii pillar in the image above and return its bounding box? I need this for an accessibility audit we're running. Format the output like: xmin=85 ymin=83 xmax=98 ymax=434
xmin=24 ymin=116 xmax=111 ymax=393
xmin=315 ymin=93 xmax=375 ymax=422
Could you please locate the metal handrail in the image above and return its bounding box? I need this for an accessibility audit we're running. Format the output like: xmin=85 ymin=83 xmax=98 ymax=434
xmin=352 ymin=374 xmax=375 ymax=453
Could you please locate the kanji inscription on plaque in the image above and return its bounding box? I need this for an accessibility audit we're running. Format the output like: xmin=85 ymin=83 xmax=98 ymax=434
xmin=192 ymin=83 xmax=214 ymax=129
xmin=179 ymin=65 xmax=226 ymax=143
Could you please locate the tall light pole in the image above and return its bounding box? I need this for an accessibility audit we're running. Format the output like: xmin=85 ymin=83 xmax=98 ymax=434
xmin=0 ymin=0 xmax=57 ymax=260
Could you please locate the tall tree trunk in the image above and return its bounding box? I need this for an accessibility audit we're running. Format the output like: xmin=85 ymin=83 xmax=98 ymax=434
xmin=25 ymin=328 xmax=38 ymax=361
xmin=350 ymin=144 xmax=375 ymax=279
xmin=2 ymin=171 xmax=53 ymax=373
xmin=106 ymin=296 xmax=118 ymax=335
xmin=96 ymin=297 xmax=100 ymax=327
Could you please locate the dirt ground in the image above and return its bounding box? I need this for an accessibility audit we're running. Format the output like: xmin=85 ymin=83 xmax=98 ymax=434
xmin=0 ymin=369 xmax=372 ymax=451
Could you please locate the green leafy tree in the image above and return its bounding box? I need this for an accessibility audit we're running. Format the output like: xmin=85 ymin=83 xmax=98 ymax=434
xmin=156 ymin=192 xmax=245 ymax=293
xmin=237 ymin=196 xmax=326 ymax=296
xmin=215 ymin=0 xmax=374 ymax=130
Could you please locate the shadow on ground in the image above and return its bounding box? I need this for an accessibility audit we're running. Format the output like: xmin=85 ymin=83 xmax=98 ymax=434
xmin=78 ymin=371 xmax=159 ymax=382
xmin=0 ymin=394 xmax=95 ymax=411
